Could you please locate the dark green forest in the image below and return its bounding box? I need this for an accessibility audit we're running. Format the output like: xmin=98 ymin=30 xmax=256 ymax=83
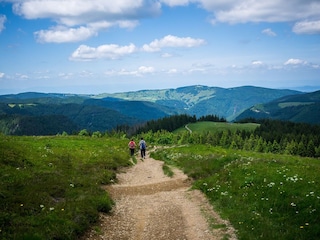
xmin=125 ymin=115 xmax=320 ymax=158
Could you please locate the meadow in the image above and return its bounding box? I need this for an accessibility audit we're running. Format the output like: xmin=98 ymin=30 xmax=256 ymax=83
xmin=177 ymin=122 xmax=260 ymax=133
xmin=0 ymin=134 xmax=131 ymax=239
xmin=1 ymin=119 xmax=319 ymax=240
xmin=151 ymin=145 xmax=320 ymax=240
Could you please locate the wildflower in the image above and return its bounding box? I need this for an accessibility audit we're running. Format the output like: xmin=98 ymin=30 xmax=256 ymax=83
xmin=40 ymin=205 xmax=44 ymax=208
xmin=49 ymin=207 xmax=54 ymax=211
xmin=291 ymin=202 xmax=296 ymax=207
xmin=20 ymin=204 xmax=23 ymax=207
xmin=267 ymin=182 xmax=275 ymax=187
xmin=203 ymin=182 xmax=208 ymax=186
xmin=61 ymin=208 xmax=65 ymax=211
xmin=310 ymin=209 xmax=316 ymax=213
xmin=70 ymin=183 xmax=74 ymax=188
xmin=305 ymin=223 xmax=309 ymax=226
xmin=300 ymin=226 xmax=304 ymax=229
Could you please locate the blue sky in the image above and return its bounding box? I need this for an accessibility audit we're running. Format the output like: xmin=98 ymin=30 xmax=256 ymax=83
xmin=0 ymin=0 xmax=320 ymax=94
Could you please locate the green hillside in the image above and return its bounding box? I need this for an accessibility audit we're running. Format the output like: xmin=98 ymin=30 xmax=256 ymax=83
xmin=0 ymin=85 xmax=306 ymax=135
xmin=175 ymin=121 xmax=259 ymax=133
xmin=0 ymin=134 xmax=131 ymax=239
xmin=236 ymin=90 xmax=320 ymax=124
xmin=98 ymin=85 xmax=300 ymax=121
xmin=0 ymin=96 xmax=174 ymax=135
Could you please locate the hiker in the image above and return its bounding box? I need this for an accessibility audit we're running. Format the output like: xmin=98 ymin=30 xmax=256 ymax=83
xmin=139 ymin=137 xmax=147 ymax=159
xmin=128 ymin=139 xmax=136 ymax=156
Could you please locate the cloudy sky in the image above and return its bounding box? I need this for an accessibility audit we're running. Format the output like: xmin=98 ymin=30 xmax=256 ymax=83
xmin=0 ymin=0 xmax=320 ymax=94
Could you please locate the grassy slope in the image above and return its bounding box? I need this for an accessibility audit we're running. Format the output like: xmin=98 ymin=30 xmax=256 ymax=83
xmin=174 ymin=121 xmax=259 ymax=133
xmin=151 ymin=145 xmax=320 ymax=240
xmin=0 ymin=135 xmax=131 ymax=239
xmin=152 ymin=121 xmax=319 ymax=240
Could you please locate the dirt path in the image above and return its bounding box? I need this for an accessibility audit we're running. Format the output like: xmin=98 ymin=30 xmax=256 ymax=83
xmin=82 ymin=151 xmax=237 ymax=240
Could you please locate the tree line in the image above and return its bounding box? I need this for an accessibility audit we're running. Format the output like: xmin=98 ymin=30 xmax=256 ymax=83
xmin=129 ymin=115 xmax=320 ymax=158
xmin=130 ymin=114 xmax=226 ymax=134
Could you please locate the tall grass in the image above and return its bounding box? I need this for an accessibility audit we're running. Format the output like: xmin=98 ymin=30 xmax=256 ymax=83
xmin=152 ymin=145 xmax=320 ymax=240
xmin=0 ymin=135 xmax=131 ymax=239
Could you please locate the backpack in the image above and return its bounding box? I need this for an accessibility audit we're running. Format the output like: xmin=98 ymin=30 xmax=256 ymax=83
xmin=129 ymin=141 xmax=135 ymax=149
xmin=140 ymin=141 xmax=146 ymax=149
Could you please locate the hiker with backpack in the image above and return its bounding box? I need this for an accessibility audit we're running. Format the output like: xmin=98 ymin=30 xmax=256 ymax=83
xmin=139 ymin=137 xmax=147 ymax=159
xmin=128 ymin=139 xmax=136 ymax=156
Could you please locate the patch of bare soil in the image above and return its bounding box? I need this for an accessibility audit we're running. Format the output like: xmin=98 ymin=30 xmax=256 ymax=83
xmin=82 ymin=151 xmax=237 ymax=240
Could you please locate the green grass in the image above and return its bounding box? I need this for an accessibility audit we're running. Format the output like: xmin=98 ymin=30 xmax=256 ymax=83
xmin=162 ymin=163 xmax=174 ymax=177
xmin=152 ymin=145 xmax=320 ymax=240
xmin=0 ymin=135 xmax=132 ymax=239
xmin=174 ymin=121 xmax=259 ymax=134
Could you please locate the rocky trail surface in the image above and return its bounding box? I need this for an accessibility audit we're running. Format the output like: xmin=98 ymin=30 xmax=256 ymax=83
xmin=82 ymin=151 xmax=237 ymax=240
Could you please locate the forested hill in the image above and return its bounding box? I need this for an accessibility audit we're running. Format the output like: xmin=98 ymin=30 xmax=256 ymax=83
xmin=96 ymin=85 xmax=300 ymax=121
xmin=0 ymin=85 xmax=306 ymax=135
xmin=235 ymin=90 xmax=320 ymax=124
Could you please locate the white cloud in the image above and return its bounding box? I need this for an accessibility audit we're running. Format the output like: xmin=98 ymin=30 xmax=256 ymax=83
xmin=70 ymin=43 xmax=137 ymax=61
xmin=11 ymin=0 xmax=160 ymax=43
xmin=162 ymin=53 xmax=173 ymax=58
xmin=196 ymin=0 xmax=320 ymax=24
xmin=12 ymin=0 xmax=161 ymax=25
xmin=262 ymin=28 xmax=276 ymax=37
xmin=105 ymin=66 xmax=155 ymax=77
xmin=15 ymin=73 xmax=29 ymax=79
xmin=284 ymin=58 xmax=307 ymax=65
xmin=142 ymin=35 xmax=206 ymax=52
xmin=35 ymin=26 xmax=97 ymax=43
xmin=311 ymin=64 xmax=320 ymax=69
xmin=7 ymin=0 xmax=320 ymax=44
xmin=138 ymin=66 xmax=155 ymax=73
xmin=34 ymin=20 xmax=140 ymax=43
xmin=0 ymin=15 xmax=7 ymax=33
xmin=58 ymin=72 xmax=74 ymax=79
xmin=293 ymin=20 xmax=320 ymax=34
xmin=160 ymin=0 xmax=190 ymax=7
xmin=168 ymin=68 xmax=178 ymax=73
xmin=69 ymin=35 xmax=203 ymax=61
xmin=252 ymin=61 xmax=263 ymax=66
xmin=162 ymin=0 xmax=320 ymax=35
xmin=0 ymin=72 xmax=5 ymax=78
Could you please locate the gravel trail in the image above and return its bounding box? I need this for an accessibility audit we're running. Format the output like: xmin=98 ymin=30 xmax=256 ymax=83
xmin=82 ymin=151 xmax=237 ymax=240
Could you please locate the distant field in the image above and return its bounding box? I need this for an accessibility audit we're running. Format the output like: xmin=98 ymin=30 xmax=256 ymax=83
xmin=175 ymin=121 xmax=259 ymax=133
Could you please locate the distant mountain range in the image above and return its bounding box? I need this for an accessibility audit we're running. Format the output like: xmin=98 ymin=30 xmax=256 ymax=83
xmin=0 ymin=85 xmax=318 ymax=135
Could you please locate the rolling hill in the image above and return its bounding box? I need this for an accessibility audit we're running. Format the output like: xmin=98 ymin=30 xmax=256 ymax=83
xmin=0 ymin=85 xmax=306 ymax=135
xmin=235 ymin=90 xmax=320 ymax=124
xmin=97 ymin=85 xmax=300 ymax=121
